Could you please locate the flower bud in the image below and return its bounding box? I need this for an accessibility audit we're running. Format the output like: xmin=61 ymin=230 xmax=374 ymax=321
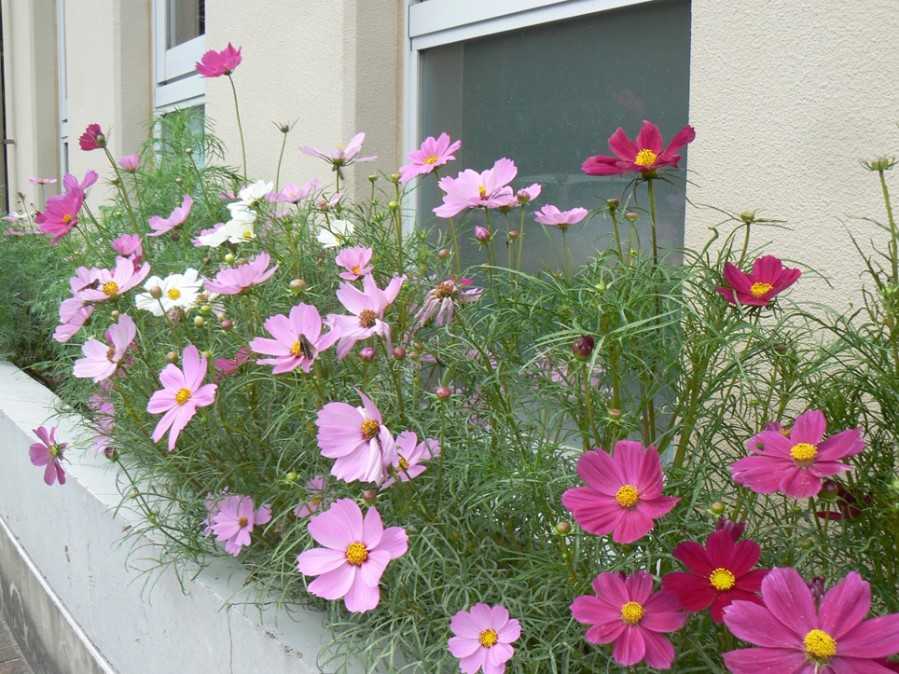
xmin=359 ymin=346 xmax=376 ymax=362
xmin=474 ymin=225 xmax=491 ymax=243
xmin=220 ymin=318 xmax=234 ymax=331
xmin=362 ymin=489 xmax=378 ymax=504
xmin=368 ymin=174 xmax=378 ymax=184
xmin=606 ymin=198 xmax=619 ymax=211
xmin=193 ymin=315 xmax=205 ymax=328
xmin=437 ymin=248 xmax=450 ymax=259
xmin=165 ymin=351 xmax=178 ymax=363
xmin=104 ymin=447 xmax=118 ymax=461
xmin=508 ymin=229 xmax=520 ymax=240
xmin=571 ymin=335 xmax=595 ymax=359
xmin=863 ymin=156 xmax=897 ymax=173
xmin=624 ymin=211 xmax=639 ymax=224
xmin=285 ymin=471 xmax=299 ymax=483
xmin=388 ymin=200 xmax=399 ymax=211
xmin=199 ymin=304 xmax=211 ymax=315
xmin=110 ymin=310 xmax=120 ymax=319
xmin=739 ymin=210 xmax=758 ymax=225
xmin=148 ymin=285 xmax=163 ymax=299
xmin=389 ymin=173 xmax=400 ymax=184
xmin=435 ymin=385 xmax=452 ymax=400
xmin=289 ymin=278 xmax=306 ymax=293
xmin=392 ymin=346 xmax=406 ymax=360
xmin=709 ymin=501 xmax=726 ymax=515
xmin=607 ymin=408 xmax=622 ymax=419
xmin=223 ymin=253 xmax=236 ymax=265
xmin=554 ymin=520 xmax=571 ymax=535
xmin=819 ymin=480 xmax=840 ymax=501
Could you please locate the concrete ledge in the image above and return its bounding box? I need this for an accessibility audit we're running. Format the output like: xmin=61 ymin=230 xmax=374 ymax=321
xmin=0 ymin=361 xmax=355 ymax=674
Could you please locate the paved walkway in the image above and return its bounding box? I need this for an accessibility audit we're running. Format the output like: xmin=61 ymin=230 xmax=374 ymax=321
xmin=0 ymin=616 xmax=33 ymax=674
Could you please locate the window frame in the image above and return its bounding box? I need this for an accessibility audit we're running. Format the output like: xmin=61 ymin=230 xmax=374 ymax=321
xmin=153 ymin=0 xmax=206 ymax=112
xmin=56 ymin=0 xmax=68 ymax=177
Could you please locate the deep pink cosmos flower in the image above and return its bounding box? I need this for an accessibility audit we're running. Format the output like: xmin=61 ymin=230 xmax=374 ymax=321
xmin=335 ymin=246 xmax=373 ymax=281
xmin=35 ymin=188 xmax=84 ymax=243
xmin=209 ymin=495 xmax=271 ymax=556
xmin=118 ymin=154 xmax=140 ymax=172
xmin=296 ymin=499 xmax=408 ymax=613
xmin=213 ymin=346 xmax=252 ymax=380
xmin=571 ymin=571 xmax=687 ymax=669
xmin=324 ymin=274 xmax=405 ymax=359
xmin=448 ymin=603 xmax=521 ymax=674
xmin=301 ymin=132 xmax=376 ymax=170
xmin=195 ymin=43 xmax=242 ymax=77
xmin=730 ymin=410 xmax=864 ymax=498
xmin=204 ymin=252 xmax=278 ymax=295
xmin=316 ymin=391 xmax=393 ymax=484
xmin=79 ymin=123 xmax=106 ymax=151
xmin=474 ymin=225 xmax=491 ymax=243
xmin=744 ymin=421 xmax=787 ymax=453
xmin=581 ymin=120 xmax=695 ymax=177
xmin=72 ymin=313 xmax=137 ymax=383
xmin=146 ymin=345 xmax=217 ymax=451
xmin=147 ymin=195 xmax=193 ymax=237
xmin=434 ymin=158 xmax=518 ymax=218
xmin=250 ymin=303 xmax=329 ymax=374
xmin=723 ymin=567 xmax=899 ymax=673
xmin=29 ymin=426 xmax=67 ymax=486
xmin=381 ymin=431 xmax=440 ymax=489
xmin=77 ymin=256 xmax=150 ymax=302
xmin=662 ymin=529 xmax=768 ymax=623
xmin=718 ymin=255 xmax=801 ymax=307
xmin=399 ymin=132 xmax=462 ymax=183
xmin=412 ymin=278 xmax=483 ymax=330
xmin=562 ymin=441 xmax=679 ymax=544
xmin=267 ymin=178 xmax=321 ymax=204
xmin=293 ymin=476 xmax=327 ymax=518
xmin=534 ymin=204 xmax=589 ymax=231
xmin=62 ymin=170 xmax=99 ymax=193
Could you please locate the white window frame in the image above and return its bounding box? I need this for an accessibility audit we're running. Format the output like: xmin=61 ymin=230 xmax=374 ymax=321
xmin=57 ymin=0 xmax=68 ymax=178
xmin=153 ymin=0 xmax=205 ymax=112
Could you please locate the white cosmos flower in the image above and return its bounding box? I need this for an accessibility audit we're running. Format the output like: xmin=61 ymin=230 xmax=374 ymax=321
xmin=317 ymin=218 xmax=354 ymax=249
xmin=135 ymin=268 xmax=203 ymax=316
xmin=195 ymin=206 xmax=256 ymax=247
xmin=237 ymin=180 xmax=274 ymax=207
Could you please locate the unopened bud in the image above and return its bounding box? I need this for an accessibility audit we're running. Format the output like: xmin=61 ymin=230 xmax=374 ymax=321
xmin=110 ymin=310 xmax=120 ymax=319
xmin=435 ymin=385 xmax=452 ymax=400
xmin=359 ymin=346 xmax=376 ymax=362
xmin=606 ymin=198 xmax=619 ymax=211
xmin=508 ymin=229 xmax=520 ymax=240
xmin=362 ymin=489 xmax=378 ymax=504
xmin=223 ymin=253 xmax=236 ymax=264
xmin=624 ymin=211 xmax=639 ymax=224
xmin=193 ymin=316 xmax=205 ymax=328
xmin=607 ymin=408 xmax=622 ymax=419
xmin=104 ymin=447 xmax=118 ymax=461
xmin=289 ymin=278 xmax=306 ymax=292
xmin=201 ymin=350 xmax=212 ymax=359
xmin=389 ymin=173 xmax=400 ymax=184
xmin=437 ymin=248 xmax=450 ymax=259
xmin=571 ymin=335 xmax=596 ymax=359
xmin=392 ymin=346 xmax=406 ymax=360
xmin=739 ymin=210 xmax=757 ymax=225
xmin=148 ymin=285 xmax=163 ymax=299
xmin=368 ymin=174 xmax=378 ymax=184
xmin=199 ymin=304 xmax=211 ymax=315
xmin=220 ymin=318 xmax=234 ymax=331
xmin=555 ymin=520 xmax=571 ymax=535
xmin=165 ymin=351 xmax=178 ymax=363
xmin=710 ymin=501 xmax=726 ymax=515
xmin=285 ymin=471 xmax=299 ymax=483
xmin=388 ymin=200 xmax=399 ymax=211
xmin=474 ymin=225 xmax=491 ymax=243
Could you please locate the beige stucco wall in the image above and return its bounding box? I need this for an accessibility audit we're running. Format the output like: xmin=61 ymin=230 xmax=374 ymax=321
xmin=204 ymin=0 xmax=403 ymax=198
xmin=685 ymin=0 xmax=899 ymax=312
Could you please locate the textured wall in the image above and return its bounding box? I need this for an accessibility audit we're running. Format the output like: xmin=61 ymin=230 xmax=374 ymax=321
xmin=685 ymin=0 xmax=899 ymax=311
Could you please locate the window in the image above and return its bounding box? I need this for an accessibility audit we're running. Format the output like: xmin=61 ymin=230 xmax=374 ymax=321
xmin=406 ymin=0 xmax=691 ymax=269
xmin=57 ymin=0 xmax=68 ymax=177
xmin=154 ymin=0 xmax=205 ymax=111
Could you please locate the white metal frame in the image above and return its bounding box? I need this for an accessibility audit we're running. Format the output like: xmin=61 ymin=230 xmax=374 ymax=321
xmin=153 ymin=0 xmax=205 ymax=111
xmin=56 ymin=0 xmax=68 ymax=178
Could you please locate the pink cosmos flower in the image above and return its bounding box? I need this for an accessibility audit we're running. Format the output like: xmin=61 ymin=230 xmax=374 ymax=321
xmin=88 ymin=394 xmax=115 ymax=456
xmin=412 ymin=278 xmax=483 ymax=330
xmin=53 ymin=300 xmax=94 ymax=343
xmin=79 ymin=123 xmax=105 ymax=151
xmin=35 ymin=188 xmax=84 ymax=243
xmin=571 ymin=571 xmax=687 ymax=669
xmin=316 ymin=391 xmax=393 ymax=483
xmin=399 ymin=132 xmax=462 ymax=183
xmin=561 ymin=441 xmax=680 ymax=544
xmin=730 ymin=409 xmax=864 ymax=499
xmin=147 ymin=195 xmax=193 ymax=237
xmin=146 ymin=344 xmax=217 ymax=451
xmin=534 ymin=204 xmax=589 ymax=231
xmin=195 ymin=43 xmax=242 ymax=77
xmin=335 ymin=247 xmax=373 ymax=281
xmin=209 ymin=495 xmax=271 ymax=556
xmin=293 ymin=476 xmax=327 ymax=518
xmin=474 ymin=225 xmax=491 ymax=243
xmin=662 ymin=529 xmax=768 ymax=623
xmin=515 ymin=183 xmax=541 ymax=205
xmin=213 ymin=346 xmax=252 ymax=379
xmin=204 ymin=252 xmax=278 ymax=295
xmin=296 ymin=498 xmax=408 ymax=613
xmin=250 ymin=303 xmax=329 ymax=374
xmin=29 ymin=176 xmax=57 ymax=185
xmin=434 ymin=158 xmax=518 ymax=218
xmin=111 ymin=233 xmax=143 ymax=261
xmin=448 ymin=603 xmax=521 ymax=674
xmin=62 ymin=170 xmax=99 ymax=193
xmin=324 ymin=274 xmax=405 ymax=359
xmin=267 ymin=178 xmax=320 ymax=204
xmin=29 ymin=426 xmax=67 ymax=486
xmin=723 ymin=567 xmax=899 ymax=674
xmin=381 ymin=431 xmax=440 ymax=489
xmin=581 ymin=120 xmax=695 ymax=176
xmin=72 ymin=314 xmax=137 ymax=383
xmin=302 ymin=132 xmax=376 ymax=170
xmin=717 ymin=255 xmax=802 ymax=307
xmin=77 ymin=256 xmax=151 ymax=302
xmin=118 ymin=154 xmax=140 ymax=172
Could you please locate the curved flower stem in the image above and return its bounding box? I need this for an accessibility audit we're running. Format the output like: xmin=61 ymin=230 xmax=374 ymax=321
xmin=393 ymin=181 xmax=404 ymax=273
xmin=609 ymin=207 xmax=624 ymax=262
xmin=274 ymin=130 xmax=289 ymax=193
xmin=227 ymin=74 xmax=248 ymax=178
xmin=447 ymin=217 xmax=461 ymax=275
xmin=103 ymin=147 xmax=138 ymax=225
xmin=877 ymin=167 xmax=898 ymax=284
xmin=738 ymin=221 xmax=752 ymax=266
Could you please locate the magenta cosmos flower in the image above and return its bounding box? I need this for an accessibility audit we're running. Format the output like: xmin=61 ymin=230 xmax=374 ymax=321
xmin=111 ymin=233 xmax=143 ymax=264
xmin=399 ymin=132 xmax=462 ymax=184
xmin=730 ymin=410 xmax=864 ymax=499
xmin=250 ymin=303 xmax=329 ymax=374
xmin=582 ymin=120 xmax=695 ymax=177
xmin=78 ymin=256 xmax=151 ymax=303
xmin=79 ymin=123 xmax=105 ymax=151
xmin=316 ymin=391 xmax=393 ymax=484
xmin=72 ymin=313 xmax=137 ymax=383
xmin=448 ymin=603 xmax=521 ymax=674
xmin=562 ymin=441 xmax=679 ymax=544
xmin=381 ymin=431 xmax=440 ymax=489
xmin=209 ymin=495 xmax=271 ymax=556
xmin=204 ymin=252 xmax=278 ymax=295
xmin=723 ymin=567 xmax=899 ymax=674
xmin=534 ymin=204 xmax=589 ymax=231
xmin=717 ymin=255 xmax=802 ymax=307
xmin=412 ymin=278 xmax=483 ymax=330
xmin=195 ymin=42 xmax=242 ymax=77
xmin=118 ymin=154 xmax=140 ymax=172
xmin=324 ymin=274 xmax=405 ymax=359
xmin=571 ymin=571 xmax=687 ymax=669
xmin=30 ymin=426 xmax=67 ymax=486
xmin=35 ymin=187 xmax=84 ymax=243
xmin=213 ymin=346 xmax=252 ymax=380
xmin=147 ymin=345 xmax=217 ymax=451
xmin=301 ymin=132 xmax=376 ymax=170
xmin=434 ymin=158 xmax=517 ymax=218
xmin=293 ymin=476 xmax=327 ymax=518
xmin=335 ymin=246 xmax=373 ymax=281
xmin=296 ymin=498 xmax=408 ymax=613
xmin=662 ymin=528 xmax=768 ymax=623
xmin=148 ymin=194 xmax=193 ymax=237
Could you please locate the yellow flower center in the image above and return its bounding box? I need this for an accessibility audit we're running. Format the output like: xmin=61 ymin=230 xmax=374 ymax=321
xmin=478 ymin=628 xmax=498 ymax=648
xmin=175 ymin=388 xmax=192 ymax=405
xmin=351 ymin=265 xmax=361 ymax=275
xmin=803 ymin=629 xmax=837 ymax=663
xmin=48 ymin=443 xmax=61 ymax=458
xmin=167 ymin=288 xmax=182 ymax=300
xmin=620 ymin=601 xmax=644 ymax=625
xmin=238 ymin=516 xmax=248 ymax=528
xmin=423 ymin=154 xmax=439 ymax=165
xmin=345 ymin=542 xmax=369 ymax=566
xmin=398 ymin=456 xmax=410 ymax=471
xmin=750 ymin=281 xmax=774 ymax=298
xmin=101 ymin=281 xmax=119 ymax=296
xmin=790 ymin=442 xmax=818 ymax=465
xmin=358 ymin=309 xmax=377 ymax=328
xmin=634 ymin=148 xmax=658 ymax=168
xmin=615 ymin=484 xmax=640 ymax=509
xmin=478 ymin=185 xmax=488 ymax=199
xmin=435 ymin=281 xmax=456 ymax=299
xmin=63 ymin=213 xmax=73 ymax=224
xmin=709 ymin=567 xmax=736 ymax=591
xmin=242 ymin=228 xmax=253 ymax=240
xmin=360 ymin=418 xmax=380 ymax=440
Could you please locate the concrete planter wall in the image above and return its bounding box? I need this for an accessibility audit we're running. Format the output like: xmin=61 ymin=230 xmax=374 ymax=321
xmin=0 ymin=361 xmax=356 ymax=674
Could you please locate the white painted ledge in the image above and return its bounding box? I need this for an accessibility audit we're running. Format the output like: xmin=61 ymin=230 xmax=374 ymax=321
xmin=0 ymin=361 xmax=358 ymax=674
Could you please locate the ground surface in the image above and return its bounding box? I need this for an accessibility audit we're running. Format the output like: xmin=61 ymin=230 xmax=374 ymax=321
xmin=0 ymin=616 xmax=33 ymax=674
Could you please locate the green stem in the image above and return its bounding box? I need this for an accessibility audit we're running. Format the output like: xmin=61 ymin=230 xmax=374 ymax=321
xmin=646 ymin=178 xmax=659 ymax=267
xmin=739 ymin=222 xmax=751 ymax=266
xmin=516 ymin=207 xmax=526 ymax=270
xmin=878 ymin=168 xmax=898 ymax=284
xmin=393 ymin=182 xmax=404 ymax=273
xmin=103 ymin=147 xmax=137 ymax=225
xmin=227 ymin=74 xmax=248 ymax=178
xmin=561 ymin=228 xmax=573 ymax=277
xmin=274 ymin=130 xmax=289 ymax=193
xmin=610 ymin=207 xmax=623 ymax=261
xmin=448 ymin=217 xmax=461 ymax=275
